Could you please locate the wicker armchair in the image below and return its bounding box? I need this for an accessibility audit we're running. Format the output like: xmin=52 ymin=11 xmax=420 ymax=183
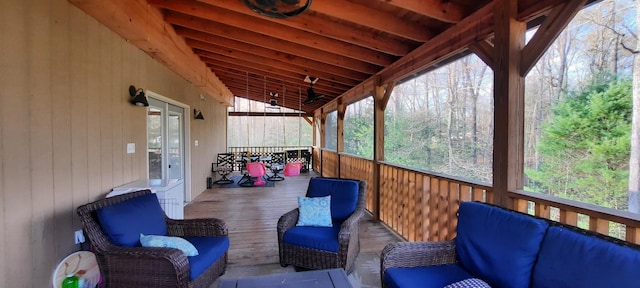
xmin=380 ymin=241 xmax=457 ymax=287
xmin=77 ymin=190 xmax=228 ymax=288
xmin=277 ymin=177 xmax=366 ymax=273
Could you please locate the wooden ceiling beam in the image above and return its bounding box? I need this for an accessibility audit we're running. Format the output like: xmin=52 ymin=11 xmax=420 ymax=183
xmin=468 ymin=39 xmax=495 ymax=69
xmin=520 ymin=0 xmax=587 ymax=76
xmin=152 ymin=1 xmax=395 ymax=66
xmin=379 ymin=2 xmax=495 ymax=83
xmin=198 ymin=52 xmax=361 ymax=87
xmin=194 ymin=0 xmax=413 ymax=56
xmin=165 ymin=15 xmax=390 ymax=70
xmin=68 ymin=0 xmax=234 ymax=105
xmin=176 ymin=27 xmax=380 ymax=75
xmin=379 ymin=0 xmax=466 ymax=23
xmin=310 ymin=0 xmax=433 ymax=42
xmin=210 ymin=67 xmax=346 ymax=95
xmin=186 ymin=39 xmax=369 ymax=81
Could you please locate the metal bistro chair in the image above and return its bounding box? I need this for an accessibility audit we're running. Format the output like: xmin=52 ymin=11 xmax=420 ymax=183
xmin=212 ymin=153 xmax=234 ymax=185
xmin=266 ymin=152 xmax=285 ymax=181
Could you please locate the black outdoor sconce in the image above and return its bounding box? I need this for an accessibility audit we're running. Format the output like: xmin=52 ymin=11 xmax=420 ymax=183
xmin=129 ymin=85 xmax=149 ymax=107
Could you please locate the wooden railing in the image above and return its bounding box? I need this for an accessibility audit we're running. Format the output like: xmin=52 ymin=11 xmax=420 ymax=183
xmin=339 ymin=154 xmax=375 ymax=212
xmin=332 ymin=153 xmax=640 ymax=245
xmin=228 ymin=146 xmax=312 ymax=171
xmin=320 ymin=149 xmax=339 ymax=177
xmin=509 ymin=190 xmax=640 ymax=244
xmin=229 ymin=147 xmax=640 ymax=245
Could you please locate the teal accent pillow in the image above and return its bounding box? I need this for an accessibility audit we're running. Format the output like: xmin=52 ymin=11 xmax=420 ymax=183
xmin=296 ymin=195 xmax=332 ymax=227
xmin=140 ymin=234 xmax=199 ymax=256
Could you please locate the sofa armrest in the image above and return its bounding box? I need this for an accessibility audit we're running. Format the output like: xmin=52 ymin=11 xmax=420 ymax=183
xmin=99 ymin=245 xmax=191 ymax=286
xmin=166 ymin=217 xmax=228 ymax=237
xmin=381 ymin=240 xmax=457 ymax=274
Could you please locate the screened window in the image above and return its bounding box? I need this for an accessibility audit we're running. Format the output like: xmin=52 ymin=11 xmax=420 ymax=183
xmin=325 ymin=111 xmax=338 ymax=150
xmin=384 ymin=54 xmax=493 ymax=183
xmin=344 ymin=96 xmax=374 ymax=158
xmin=523 ymin=0 xmax=636 ymax=223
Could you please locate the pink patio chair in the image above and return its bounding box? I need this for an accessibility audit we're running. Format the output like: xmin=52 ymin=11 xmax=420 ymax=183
xmin=283 ymin=161 xmax=302 ymax=177
xmin=240 ymin=162 xmax=267 ymax=186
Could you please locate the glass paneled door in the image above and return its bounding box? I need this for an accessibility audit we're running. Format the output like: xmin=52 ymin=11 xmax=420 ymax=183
xmin=148 ymin=98 xmax=185 ymax=180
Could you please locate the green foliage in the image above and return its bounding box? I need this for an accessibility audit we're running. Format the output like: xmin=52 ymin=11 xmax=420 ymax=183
xmin=526 ymin=76 xmax=631 ymax=209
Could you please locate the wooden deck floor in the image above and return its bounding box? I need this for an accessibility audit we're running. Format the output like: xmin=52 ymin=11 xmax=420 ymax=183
xmin=185 ymin=171 xmax=401 ymax=268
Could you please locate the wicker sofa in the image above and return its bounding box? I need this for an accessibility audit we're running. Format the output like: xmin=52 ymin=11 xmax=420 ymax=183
xmin=381 ymin=201 xmax=640 ymax=288
xmin=77 ymin=190 xmax=229 ymax=288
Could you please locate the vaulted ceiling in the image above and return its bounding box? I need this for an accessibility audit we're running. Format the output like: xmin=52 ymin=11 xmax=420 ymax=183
xmin=70 ymin=0 xmax=568 ymax=114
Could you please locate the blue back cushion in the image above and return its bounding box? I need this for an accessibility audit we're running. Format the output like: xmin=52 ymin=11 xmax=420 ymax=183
xmin=532 ymin=226 xmax=640 ymax=288
xmin=455 ymin=202 xmax=548 ymax=288
xmin=307 ymin=178 xmax=359 ymax=221
xmin=97 ymin=193 xmax=167 ymax=247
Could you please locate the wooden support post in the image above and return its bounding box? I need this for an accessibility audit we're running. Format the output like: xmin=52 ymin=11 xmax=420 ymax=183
xmin=492 ymin=0 xmax=525 ymax=209
xmin=371 ymin=80 xmax=396 ymax=221
xmin=319 ymin=110 xmax=326 ymax=176
xmin=337 ymin=98 xmax=346 ymax=177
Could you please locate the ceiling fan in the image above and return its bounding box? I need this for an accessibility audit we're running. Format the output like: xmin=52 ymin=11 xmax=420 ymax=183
xmin=303 ymin=76 xmax=324 ymax=105
xmin=267 ymin=92 xmax=280 ymax=109
xmin=242 ymin=0 xmax=312 ymax=19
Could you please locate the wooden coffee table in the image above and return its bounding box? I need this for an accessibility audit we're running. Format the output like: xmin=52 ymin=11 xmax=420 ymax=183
xmin=218 ymin=268 xmax=353 ymax=288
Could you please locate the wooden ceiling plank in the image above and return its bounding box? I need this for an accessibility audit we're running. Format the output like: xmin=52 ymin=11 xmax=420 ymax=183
xmin=203 ymin=58 xmax=348 ymax=95
xmin=166 ymin=15 xmax=387 ymax=72
xmin=150 ymin=0 xmax=395 ymax=66
xmin=380 ymin=0 xmax=466 ymax=23
xmin=468 ymin=39 xmax=495 ymax=69
xmin=520 ymin=0 xmax=587 ymax=76
xmin=228 ymin=112 xmax=308 ymax=117
xmin=186 ymin=39 xmax=369 ymax=81
xmin=207 ymin=62 xmax=350 ymax=92
xmin=194 ymin=0 xmax=413 ymax=56
xmin=218 ymin=75 xmax=336 ymax=99
xmin=311 ymin=0 xmax=433 ymax=42
xmin=68 ymin=0 xmax=234 ymax=105
xmin=210 ymin=67 xmax=347 ymax=95
xmin=197 ymin=50 xmax=361 ymax=87
xmin=176 ymin=27 xmax=380 ymax=75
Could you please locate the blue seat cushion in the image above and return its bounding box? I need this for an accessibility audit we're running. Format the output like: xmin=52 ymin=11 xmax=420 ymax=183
xmin=283 ymin=225 xmax=341 ymax=252
xmin=307 ymin=178 xmax=359 ymax=222
xmin=185 ymin=236 xmax=230 ymax=280
xmin=455 ymin=202 xmax=548 ymax=288
xmin=97 ymin=193 xmax=167 ymax=247
xmin=384 ymin=264 xmax=476 ymax=288
xmin=532 ymin=226 xmax=640 ymax=288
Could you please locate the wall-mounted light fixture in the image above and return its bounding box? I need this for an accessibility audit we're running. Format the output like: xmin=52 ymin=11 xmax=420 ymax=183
xmin=194 ymin=109 xmax=204 ymax=120
xmin=129 ymin=85 xmax=149 ymax=107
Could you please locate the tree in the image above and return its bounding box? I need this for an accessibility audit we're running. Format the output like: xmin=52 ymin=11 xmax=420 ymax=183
xmin=527 ymin=77 xmax=632 ymax=209
xmin=628 ymin=0 xmax=640 ymax=212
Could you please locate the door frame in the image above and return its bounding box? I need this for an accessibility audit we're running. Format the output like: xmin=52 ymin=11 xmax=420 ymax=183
xmin=146 ymin=90 xmax=192 ymax=203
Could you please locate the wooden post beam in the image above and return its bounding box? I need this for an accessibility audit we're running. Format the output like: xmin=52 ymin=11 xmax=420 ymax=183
xmin=520 ymin=0 xmax=587 ymax=76
xmin=468 ymin=40 xmax=495 ymax=69
xmin=493 ymin=0 xmax=525 ymax=209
